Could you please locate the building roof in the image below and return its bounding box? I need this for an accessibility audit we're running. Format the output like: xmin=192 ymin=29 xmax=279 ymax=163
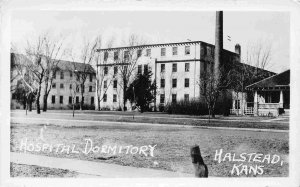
xmin=246 ymin=69 xmax=290 ymax=90
xmin=57 ymin=60 xmax=95 ymax=74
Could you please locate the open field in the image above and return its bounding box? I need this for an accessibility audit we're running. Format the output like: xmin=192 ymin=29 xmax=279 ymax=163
xmin=10 ymin=112 xmax=289 ymax=177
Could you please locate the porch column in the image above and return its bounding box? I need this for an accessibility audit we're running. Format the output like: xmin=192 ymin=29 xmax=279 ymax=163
xmin=279 ymin=90 xmax=283 ymax=108
xmin=254 ymin=90 xmax=258 ymax=116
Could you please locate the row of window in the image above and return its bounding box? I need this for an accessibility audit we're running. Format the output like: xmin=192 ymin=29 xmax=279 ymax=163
xmin=102 ymin=94 xmax=117 ymax=103
xmin=52 ymin=83 xmax=94 ymax=92
xmin=103 ymin=46 xmax=192 ymax=61
xmin=160 ymin=78 xmax=190 ymax=88
xmin=51 ymin=95 xmax=94 ymax=105
xmin=53 ymin=71 xmax=93 ymax=82
xmin=159 ymin=94 xmax=189 ymax=104
xmin=160 ymin=63 xmax=190 ymax=73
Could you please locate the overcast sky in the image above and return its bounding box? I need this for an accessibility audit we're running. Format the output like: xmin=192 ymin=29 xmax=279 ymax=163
xmin=11 ymin=11 xmax=289 ymax=73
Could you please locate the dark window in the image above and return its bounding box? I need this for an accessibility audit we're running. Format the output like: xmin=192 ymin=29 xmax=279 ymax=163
xmin=51 ymin=95 xmax=55 ymax=104
xmin=53 ymin=72 xmax=56 ymax=79
xmin=82 ymin=97 xmax=84 ymax=104
xmin=185 ymin=46 xmax=190 ymax=55
xmin=161 ymin=48 xmax=166 ymax=56
xmin=104 ymin=66 xmax=108 ymax=75
xmin=113 ymin=94 xmax=117 ymax=102
xmin=104 ymin=51 xmax=108 ymax=61
xmin=137 ymin=49 xmax=142 ymax=57
xmin=160 ymin=94 xmax=165 ymax=104
xmin=104 ymin=80 xmax=107 ymax=88
xmin=114 ymin=66 xmax=118 ymax=75
xmin=91 ymin=97 xmax=94 ymax=105
xmin=138 ymin=65 xmax=142 ymax=74
xmin=103 ymin=94 xmax=107 ymax=102
xmin=89 ymin=74 xmax=93 ymax=82
xmin=185 ymin=78 xmax=189 ymax=88
xmin=76 ymin=96 xmax=79 ymax=103
xmin=69 ymin=84 xmax=72 ymax=89
xmin=60 ymin=83 xmax=64 ymax=89
xmin=124 ymin=51 xmax=129 ymax=59
xmin=172 ymin=94 xmax=177 ymax=103
xmin=89 ymin=86 xmax=93 ymax=92
xmin=114 ymin=51 xmax=118 ymax=60
xmin=172 ymin=63 xmax=177 ymax=72
xmin=59 ymin=96 xmax=63 ymax=104
xmin=160 ymin=79 xmax=165 ymax=88
xmin=185 ymin=63 xmax=190 ymax=72
xmin=70 ymin=71 xmax=73 ymax=78
xmin=184 ymin=94 xmax=189 ymax=102
xmin=144 ymin=64 xmax=148 ymax=74
xmin=113 ymin=80 xmax=117 ymax=88
xmin=161 ymin=64 xmax=165 ymax=72
xmin=146 ymin=49 xmax=151 ymax=57
xmin=52 ymin=83 xmax=56 ymax=89
xmin=172 ymin=47 xmax=178 ymax=55
xmin=69 ymin=96 xmax=72 ymax=104
xmin=172 ymin=79 xmax=177 ymax=88
xmin=60 ymin=71 xmax=64 ymax=79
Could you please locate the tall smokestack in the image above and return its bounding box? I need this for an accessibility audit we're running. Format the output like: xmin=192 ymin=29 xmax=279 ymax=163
xmin=214 ymin=11 xmax=223 ymax=77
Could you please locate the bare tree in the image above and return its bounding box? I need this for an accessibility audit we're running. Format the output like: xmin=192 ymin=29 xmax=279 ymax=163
xmin=42 ymin=35 xmax=65 ymax=112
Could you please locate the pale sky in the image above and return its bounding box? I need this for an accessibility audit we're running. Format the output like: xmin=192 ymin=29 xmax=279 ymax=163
xmin=11 ymin=11 xmax=290 ymax=73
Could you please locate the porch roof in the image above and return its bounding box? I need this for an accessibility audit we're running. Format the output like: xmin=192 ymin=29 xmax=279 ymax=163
xmin=246 ymin=70 xmax=290 ymax=90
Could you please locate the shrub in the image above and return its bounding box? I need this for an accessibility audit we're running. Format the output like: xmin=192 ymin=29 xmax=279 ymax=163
xmin=164 ymin=99 xmax=209 ymax=115
xmin=67 ymin=103 xmax=95 ymax=110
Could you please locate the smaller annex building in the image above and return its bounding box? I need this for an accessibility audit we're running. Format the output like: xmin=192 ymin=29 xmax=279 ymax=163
xmin=246 ymin=70 xmax=290 ymax=116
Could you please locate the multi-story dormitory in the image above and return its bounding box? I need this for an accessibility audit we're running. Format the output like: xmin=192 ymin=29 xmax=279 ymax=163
xmin=11 ymin=53 xmax=96 ymax=110
xmin=95 ymin=41 xmax=274 ymax=112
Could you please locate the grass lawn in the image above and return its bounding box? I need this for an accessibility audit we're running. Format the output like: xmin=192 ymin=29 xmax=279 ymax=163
xmin=10 ymin=121 xmax=289 ymax=177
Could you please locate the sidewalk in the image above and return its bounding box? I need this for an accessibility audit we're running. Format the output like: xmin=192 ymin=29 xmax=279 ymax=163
xmin=11 ymin=152 xmax=193 ymax=178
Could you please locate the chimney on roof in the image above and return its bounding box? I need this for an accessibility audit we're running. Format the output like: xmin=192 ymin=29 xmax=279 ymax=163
xmin=214 ymin=11 xmax=223 ymax=77
xmin=235 ymin=44 xmax=241 ymax=62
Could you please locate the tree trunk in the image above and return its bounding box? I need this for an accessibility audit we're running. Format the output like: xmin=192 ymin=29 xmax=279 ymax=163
xmin=42 ymin=94 xmax=48 ymax=112
xmin=123 ymin=80 xmax=127 ymax=111
xmin=97 ymin=96 xmax=101 ymax=111
xmin=80 ymin=94 xmax=83 ymax=110
xmin=36 ymin=94 xmax=41 ymax=114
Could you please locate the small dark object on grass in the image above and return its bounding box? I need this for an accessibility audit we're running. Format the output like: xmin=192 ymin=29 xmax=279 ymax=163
xmin=190 ymin=145 xmax=208 ymax=178
xmin=96 ymin=156 xmax=117 ymax=160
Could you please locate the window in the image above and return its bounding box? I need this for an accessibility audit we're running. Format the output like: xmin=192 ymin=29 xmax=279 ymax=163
xmin=185 ymin=63 xmax=190 ymax=72
xmin=60 ymin=83 xmax=64 ymax=89
xmin=172 ymin=94 xmax=177 ymax=103
xmin=113 ymin=94 xmax=117 ymax=102
xmin=137 ymin=49 xmax=142 ymax=57
xmin=235 ymin=100 xmax=240 ymax=109
xmin=104 ymin=51 xmax=108 ymax=61
xmin=53 ymin=72 xmax=56 ymax=79
xmin=185 ymin=78 xmax=189 ymax=88
xmin=160 ymin=94 xmax=165 ymax=104
xmin=82 ymin=97 xmax=84 ymax=104
xmin=138 ymin=65 xmax=142 ymax=74
xmin=52 ymin=83 xmax=56 ymax=89
xmin=172 ymin=47 xmax=178 ymax=55
xmin=70 ymin=71 xmax=73 ymax=78
xmin=172 ymin=63 xmax=177 ymax=72
xmin=161 ymin=64 xmax=165 ymax=72
xmin=113 ymin=80 xmax=117 ymax=88
xmin=59 ymin=96 xmax=63 ymax=104
xmin=89 ymin=86 xmax=93 ymax=92
xmin=51 ymin=95 xmax=55 ymax=104
xmin=146 ymin=49 xmax=151 ymax=57
xmin=185 ymin=46 xmax=190 ymax=55
xmin=69 ymin=96 xmax=72 ymax=104
xmin=60 ymin=71 xmax=64 ymax=79
xmin=114 ymin=66 xmax=118 ymax=75
xmin=184 ymin=94 xmax=189 ymax=102
xmin=160 ymin=79 xmax=165 ymax=88
xmin=103 ymin=94 xmax=107 ymax=102
xmin=144 ymin=64 xmax=148 ymax=74
xmin=104 ymin=80 xmax=107 ymax=88
xmin=124 ymin=51 xmax=129 ymax=59
xmin=104 ymin=66 xmax=108 ymax=75
xmin=69 ymin=84 xmax=72 ymax=89
xmin=207 ymin=46 xmax=211 ymax=56
xmin=91 ymin=97 xmax=94 ymax=105
xmin=89 ymin=74 xmax=93 ymax=82
xmin=76 ymin=96 xmax=79 ymax=103
xmin=114 ymin=51 xmax=119 ymax=60
xmin=161 ymin=48 xmax=166 ymax=56
xmin=172 ymin=79 xmax=177 ymax=88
